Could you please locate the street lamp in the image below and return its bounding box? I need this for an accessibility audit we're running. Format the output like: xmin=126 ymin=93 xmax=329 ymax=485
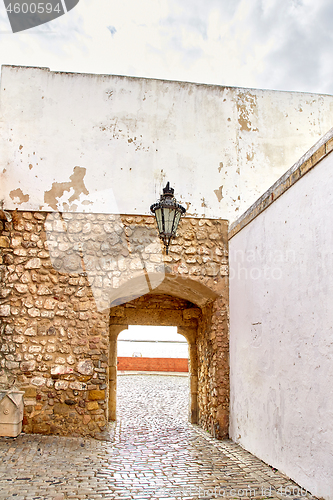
xmin=150 ymin=182 xmax=186 ymax=255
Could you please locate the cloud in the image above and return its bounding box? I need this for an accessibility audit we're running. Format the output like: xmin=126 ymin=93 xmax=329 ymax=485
xmin=256 ymin=0 xmax=333 ymax=93
xmin=0 ymin=0 xmax=89 ymax=69
xmin=107 ymin=25 xmax=117 ymax=37
xmin=0 ymin=0 xmax=333 ymax=94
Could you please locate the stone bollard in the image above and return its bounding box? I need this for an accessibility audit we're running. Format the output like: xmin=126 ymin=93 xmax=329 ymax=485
xmin=0 ymin=388 xmax=24 ymax=437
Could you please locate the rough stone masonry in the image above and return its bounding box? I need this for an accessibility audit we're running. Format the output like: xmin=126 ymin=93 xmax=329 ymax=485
xmin=0 ymin=210 xmax=229 ymax=439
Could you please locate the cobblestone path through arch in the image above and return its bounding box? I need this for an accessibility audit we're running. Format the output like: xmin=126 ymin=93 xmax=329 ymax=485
xmin=0 ymin=374 xmax=316 ymax=500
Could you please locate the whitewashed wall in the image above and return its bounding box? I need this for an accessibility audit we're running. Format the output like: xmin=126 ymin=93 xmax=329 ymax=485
xmin=117 ymin=326 xmax=188 ymax=358
xmin=229 ymin=152 xmax=333 ymax=499
xmin=1 ymin=65 xmax=333 ymax=221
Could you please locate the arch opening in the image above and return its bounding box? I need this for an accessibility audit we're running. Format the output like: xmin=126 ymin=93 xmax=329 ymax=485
xmin=117 ymin=325 xmax=188 ymax=373
xmin=108 ymin=293 xmax=200 ymax=424
xmin=116 ymin=326 xmax=190 ymax=423
xmin=107 ymin=269 xmax=229 ymax=440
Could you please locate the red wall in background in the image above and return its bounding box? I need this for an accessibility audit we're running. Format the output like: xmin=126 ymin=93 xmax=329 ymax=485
xmin=117 ymin=357 xmax=188 ymax=372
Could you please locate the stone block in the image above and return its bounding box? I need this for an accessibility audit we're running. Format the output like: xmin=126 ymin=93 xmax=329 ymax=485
xmin=54 ymin=357 xmax=66 ymax=365
xmin=54 ymin=380 xmax=69 ymax=390
xmin=79 ymin=311 xmax=90 ymax=320
xmin=311 ymin=144 xmax=326 ymax=166
xmin=78 ymin=375 xmax=92 ymax=382
xmin=5 ymin=361 xmax=19 ymax=370
xmin=94 ymin=415 xmax=106 ymax=426
xmin=183 ymin=308 xmax=201 ymax=320
xmin=20 ymin=360 xmax=36 ymax=372
xmin=14 ymin=284 xmax=28 ymax=293
xmin=79 ymin=301 xmax=90 ymax=311
xmin=216 ymin=405 xmax=229 ymax=434
xmin=66 ymin=355 xmax=75 ymax=365
xmin=37 ymin=284 xmax=52 ymax=295
xmin=77 ymin=359 xmax=94 ymax=376
xmin=53 ymin=403 xmax=71 ymax=415
xmin=11 ymin=236 xmax=22 ymax=247
xmin=27 ymin=308 xmax=40 ymax=317
xmin=51 ymin=365 xmax=74 ymax=376
xmin=43 ymin=298 xmax=57 ymax=310
xmin=83 ymin=414 xmax=91 ymax=424
xmin=220 ymin=265 xmax=228 ymax=276
xmin=31 ymin=377 xmax=46 ymax=387
xmin=24 ymin=387 xmax=37 ymax=398
xmin=14 ymin=248 xmax=27 ymax=256
xmin=25 ymin=258 xmax=41 ymax=269
xmin=185 ymin=246 xmax=196 ymax=254
xmin=32 ymin=423 xmax=50 ymax=434
xmin=13 ymin=335 xmax=25 ymax=344
xmin=0 ymin=236 xmax=10 ymax=248
xmin=206 ymin=263 xmax=219 ymax=276
xmin=24 ymin=326 xmax=37 ymax=336
xmin=0 ymin=305 xmax=10 ymax=316
xmin=86 ymin=401 xmax=99 ymax=410
xmin=68 ymin=221 xmax=82 ymax=233
xmin=0 ymin=289 xmax=11 ymax=299
xmin=52 ymin=219 xmax=67 ymax=232
xmin=69 ymin=381 xmax=87 ymax=391
xmin=88 ymin=390 xmax=105 ymax=401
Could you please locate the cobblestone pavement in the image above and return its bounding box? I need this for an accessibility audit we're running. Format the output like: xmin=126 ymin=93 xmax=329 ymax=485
xmin=0 ymin=374 xmax=315 ymax=500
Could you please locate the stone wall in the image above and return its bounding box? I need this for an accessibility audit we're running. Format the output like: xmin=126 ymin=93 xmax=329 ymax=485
xmin=0 ymin=210 xmax=229 ymax=438
xmin=0 ymin=211 xmax=110 ymax=437
xmin=197 ymin=296 xmax=229 ymax=439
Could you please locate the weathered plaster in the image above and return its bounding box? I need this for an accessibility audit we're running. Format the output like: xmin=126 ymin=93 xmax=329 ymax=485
xmin=44 ymin=167 xmax=89 ymax=211
xmin=1 ymin=65 xmax=333 ymax=221
xmin=9 ymin=188 xmax=29 ymax=204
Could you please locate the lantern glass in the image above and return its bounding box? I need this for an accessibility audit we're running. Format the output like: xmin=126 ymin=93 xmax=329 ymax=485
xmin=155 ymin=207 xmax=163 ymax=233
xmin=173 ymin=211 xmax=181 ymax=233
xmin=163 ymin=207 xmax=175 ymax=234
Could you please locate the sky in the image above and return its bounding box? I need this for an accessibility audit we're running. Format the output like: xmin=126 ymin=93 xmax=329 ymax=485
xmin=0 ymin=0 xmax=333 ymax=94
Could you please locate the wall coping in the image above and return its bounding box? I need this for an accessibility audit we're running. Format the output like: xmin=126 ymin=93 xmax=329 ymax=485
xmin=228 ymin=127 xmax=333 ymax=240
xmin=5 ymin=65 xmax=333 ymax=96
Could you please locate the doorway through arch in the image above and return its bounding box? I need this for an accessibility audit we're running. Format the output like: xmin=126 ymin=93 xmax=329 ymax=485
xmin=109 ymin=293 xmax=200 ymax=424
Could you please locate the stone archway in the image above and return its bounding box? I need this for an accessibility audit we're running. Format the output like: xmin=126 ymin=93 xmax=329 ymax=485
xmin=108 ymin=293 xmax=200 ymax=424
xmin=0 ymin=211 xmax=228 ymax=439
xmin=107 ymin=268 xmax=230 ymax=439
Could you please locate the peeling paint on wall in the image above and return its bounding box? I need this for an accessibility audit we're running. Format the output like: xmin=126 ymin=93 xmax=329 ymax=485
xmin=9 ymin=188 xmax=29 ymax=204
xmin=214 ymin=186 xmax=223 ymax=202
xmin=44 ymin=166 xmax=89 ymax=211
xmin=2 ymin=66 xmax=333 ymax=220
xmin=237 ymin=92 xmax=259 ymax=133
